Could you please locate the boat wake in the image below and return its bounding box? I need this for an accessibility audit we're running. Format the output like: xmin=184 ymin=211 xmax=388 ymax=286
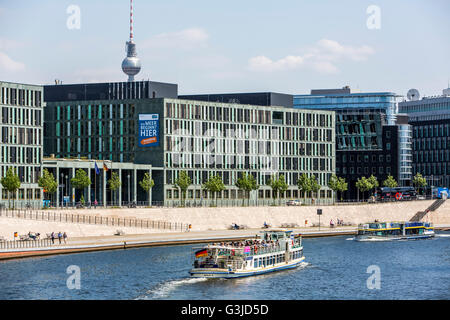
xmin=355 ymin=238 xmax=392 ymax=242
xmin=346 ymin=237 xmax=355 ymax=241
xmin=136 ymin=277 xmax=208 ymax=300
xmin=436 ymin=234 xmax=450 ymax=238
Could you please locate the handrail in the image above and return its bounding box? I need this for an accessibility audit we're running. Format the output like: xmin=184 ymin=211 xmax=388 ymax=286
xmin=0 ymin=207 xmax=189 ymax=232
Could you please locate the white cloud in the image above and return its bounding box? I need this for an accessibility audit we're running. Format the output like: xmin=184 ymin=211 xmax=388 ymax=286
xmin=249 ymin=55 xmax=304 ymax=72
xmin=143 ymin=28 xmax=209 ymax=50
xmin=0 ymin=38 xmax=26 ymax=50
xmin=248 ymin=39 xmax=375 ymax=73
xmin=0 ymin=52 xmax=25 ymax=72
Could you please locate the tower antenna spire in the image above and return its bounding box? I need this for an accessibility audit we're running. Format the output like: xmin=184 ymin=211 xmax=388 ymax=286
xmin=122 ymin=0 xmax=141 ymax=82
xmin=130 ymin=0 xmax=133 ymax=41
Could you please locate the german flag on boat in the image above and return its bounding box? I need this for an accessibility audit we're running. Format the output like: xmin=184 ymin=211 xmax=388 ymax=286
xmin=195 ymin=249 xmax=208 ymax=258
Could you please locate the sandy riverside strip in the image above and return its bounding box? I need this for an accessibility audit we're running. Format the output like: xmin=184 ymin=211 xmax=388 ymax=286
xmin=0 ymin=227 xmax=358 ymax=260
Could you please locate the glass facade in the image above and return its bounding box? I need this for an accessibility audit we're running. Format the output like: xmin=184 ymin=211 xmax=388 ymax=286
xmin=399 ymin=95 xmax=450 ymax=188
xmin=163 ymin=99 xmax=335 ymax=204
xmin=0 ymin=82 xmax=44 ymax=207
xmin=293 ymin=89 xmax=409 ymax=199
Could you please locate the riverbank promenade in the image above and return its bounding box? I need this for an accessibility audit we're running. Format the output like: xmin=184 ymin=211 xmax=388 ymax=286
xmin=0 ymin=226 xmax=358 ymax=260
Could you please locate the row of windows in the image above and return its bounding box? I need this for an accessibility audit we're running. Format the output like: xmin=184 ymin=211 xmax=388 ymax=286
xmin=165 ymin=102 xmax=334 ymax=127
xmin=1 ymin=188 xmax=41 ymax=200
xmin=53 ymin=120 xmax=135 ymax=137
xmin=1 ymin=146 xmax=41 ymax=165
xmin=414 ymin=150 xmax=450 ymax=163
xmin=55 ymin=138 xmax=135 ymax=162
xmin=400 ymin=101 xmax=450 ymax=113
xmin=166 ymin=170 xmax=332 ymax=187
xmin=413 ymin=137 xmax=450 ymax=151
xmin=166 ymin=137 xmax=333 ymax=157
xmin=414 ymin=163 xmax=450 ymax=176
xmin=1 ymin=126 xmax=42 ymax=145
xmin=1 ymin=106 xmax=42 ymax=126
xmin=165 ymin=120 xmax=333 ymax=143
xmin=413 ymin=124 xmax=450 ymax=138
xmin=54 ymin=104 xmax=135 ymax=121
xmin=166 ymin=188 xmax=332 ymax=201
xmin=0 ymin=86 xmax=42 ymax=107
xmin=336 ymin=166 xmax=392 ymax=176
xmin=0 ymin=165 xmax=41 ymax=184
xmin=294 ymin=95 xmax=395 ymax=105
xmin=337 ymin=154 xmax=392 ymax=163
xmin=166 ymin=152 xmax=333 ymax=172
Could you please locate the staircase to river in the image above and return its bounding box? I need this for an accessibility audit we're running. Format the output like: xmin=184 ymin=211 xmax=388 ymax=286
xmin=409 ymin=199 xmax=446 ymax=222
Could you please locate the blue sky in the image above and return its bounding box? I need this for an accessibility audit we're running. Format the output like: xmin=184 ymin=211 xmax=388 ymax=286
xmin=0 ymin=0 xmax=449 ymax=97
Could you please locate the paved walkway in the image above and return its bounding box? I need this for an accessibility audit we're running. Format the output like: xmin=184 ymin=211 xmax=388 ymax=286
xmin=0 ymin=226 xmax=357 ymax=260
xmin=2 ymin=225 xmax=448 ymax=261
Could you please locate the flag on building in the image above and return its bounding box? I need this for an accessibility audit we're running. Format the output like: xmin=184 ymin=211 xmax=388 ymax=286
xmin=103 ymin=162 xmax=109 ymax=171
xmin=94 ymin=162 xmax=100 ymax=175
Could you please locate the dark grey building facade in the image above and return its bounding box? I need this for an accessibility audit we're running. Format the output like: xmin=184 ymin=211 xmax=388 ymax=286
xmin=399 ymin=89 xmax=450 ymax=188
xmin=178 ymin=92 xmax=293 ymax=108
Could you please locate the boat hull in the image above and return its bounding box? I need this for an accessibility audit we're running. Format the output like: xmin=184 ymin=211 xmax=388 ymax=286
xmin=355 ymin=233 xmax=435 ymax=242
xmin=190 ymin=257 xmax=305 ymax=279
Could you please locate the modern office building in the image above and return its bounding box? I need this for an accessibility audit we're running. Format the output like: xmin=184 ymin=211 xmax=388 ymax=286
xmin=294 ymin=87 xmax=411 ymax=200
xmin=398 ymin=88 xmax=450 ymax=188
xmin=43 ymin=81 xmax=335 ymax=206
xmin=179 ymin=92 xmax=293 ymax=108
xmin=0 ymin=81 xmax=44 ymax=208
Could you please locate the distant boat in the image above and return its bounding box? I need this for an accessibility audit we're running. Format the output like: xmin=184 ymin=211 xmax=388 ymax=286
xmin=355 ymin=222 xmax=435 ymax=241
xmin=189 ymin=230 xmax=305 ymax=279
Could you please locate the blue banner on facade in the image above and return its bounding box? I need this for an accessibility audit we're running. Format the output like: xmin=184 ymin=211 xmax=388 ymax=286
xmin=138 ymin=114 xmax=159 ymax=147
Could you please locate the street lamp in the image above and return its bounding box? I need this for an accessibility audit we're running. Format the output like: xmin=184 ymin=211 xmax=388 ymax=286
xmin=127 ymin=174 xmax=131 ymax=206
xmin=60 ymin=173 xmax=64 ymax=207
xmin=65 ymin=175 xmax=68 ymax=207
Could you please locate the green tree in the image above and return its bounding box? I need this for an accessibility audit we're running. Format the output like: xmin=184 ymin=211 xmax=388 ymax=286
xmin=173 ymin=170 xmax=191 ymax=207
xmin=355 ymin=176 xmax=372 ymax=201
xmin=267 ymin=175 xmax=280 ymax=205
xmin=412 ymin=173 xmax=427 ymax=195
xmin=70 ymin=169 xmax=91 ymax=202
xmin=0 ymin=168 xmax=21 ymax=209
xmin=367 ymin=175 xmax=379 ymax=196
xmin=139 ymin=172 xmax=155 ymax=206
xmin=309 ymin=175 xmax=321 ymax=201
xmin=235 ymin=172 xmax=259 ymax=206
xmin=297 ymin=173 xmax=311 ymax=203
xmin=383 ymin=175 xmax=398 ymax=188
xmin=328 ymin=174 xmax=348 ymax=202
xmin=202 ymin=174 xmax=225 ymax=206
xmin=38 ymin=169 xmax=58 ymax=205
xmin=277 ymin=174 xmax=289 ymax=205
xmin=108 ymin=172 xmax=121 ymax=206
xmin=337 ymin=177 xmax=348 ymax=201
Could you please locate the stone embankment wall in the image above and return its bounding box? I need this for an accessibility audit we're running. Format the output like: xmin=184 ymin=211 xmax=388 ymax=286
xmin=0 ymin=200 xmax=448 ymax=239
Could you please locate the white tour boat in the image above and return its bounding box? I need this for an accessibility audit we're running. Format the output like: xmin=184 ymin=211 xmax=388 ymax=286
xmin=190 ymin=230 xmax=305 ymax=279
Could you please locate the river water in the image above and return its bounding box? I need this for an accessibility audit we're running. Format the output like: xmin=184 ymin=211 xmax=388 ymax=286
xmin=0 ymin=233 xmax=449 ymax=300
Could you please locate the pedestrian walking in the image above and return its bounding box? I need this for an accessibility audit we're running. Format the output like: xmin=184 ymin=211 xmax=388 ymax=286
xmin=51 ymin=232 xmax=55 ymax=244
xmin=63 ymin=232 xmax=67 ymax=244
xmin=58 ymin=231 xmax=62 ymax=244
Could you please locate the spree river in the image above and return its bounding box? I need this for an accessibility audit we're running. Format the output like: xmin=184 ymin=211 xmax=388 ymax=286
xmin=0 ymin=233 xmax=449 ymax=300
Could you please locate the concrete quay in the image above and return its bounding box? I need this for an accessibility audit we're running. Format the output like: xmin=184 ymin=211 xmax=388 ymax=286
xmin=0 ymin=227 xmax=357 ymax=261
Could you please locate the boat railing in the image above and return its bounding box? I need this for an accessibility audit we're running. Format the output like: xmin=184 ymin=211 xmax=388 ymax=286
xmin=250 ymin=245 xmax=284 ymax=256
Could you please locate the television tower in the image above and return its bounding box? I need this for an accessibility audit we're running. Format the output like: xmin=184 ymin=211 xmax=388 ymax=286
xmin=121 ymin=0 xmax=141 ymax=82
